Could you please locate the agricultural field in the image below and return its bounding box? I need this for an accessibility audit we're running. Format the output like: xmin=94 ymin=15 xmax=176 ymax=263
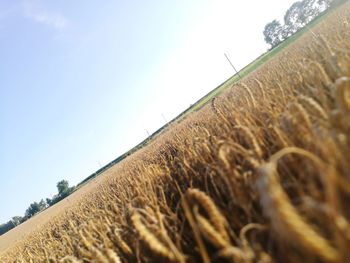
xmin=1 ymin=2 xmax=350 ymax=263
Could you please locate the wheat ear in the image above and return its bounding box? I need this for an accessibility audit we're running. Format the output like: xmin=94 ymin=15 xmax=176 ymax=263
xmin=59 ymin=256 xmax=83 ymax=263
xmin=334 ymin=77 xmax=350 ymax=111
xmin=131 ymin=211 xmax=175 ymax=261
xmin=257 ymin=148 xmax=339 ymax=262
xmin=187 ymin=188 xmax=229 ymax=242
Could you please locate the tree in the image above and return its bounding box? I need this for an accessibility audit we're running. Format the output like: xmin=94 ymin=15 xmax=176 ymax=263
xmin=46 ymin=180 xmax=75 ymax=206
xmin=1 ymin=180 xmax=76 ymax=236
xmin=263 ymin=20 xmax=284 ymax=47
xmin=284 ymin=1 xmax=306 ymax=34
xmin=284 ymin=0 xmax=331 ymax=35
xmin=39 ymin=199 xmax=48 ymax=209
xmin=57 ymin=180 xmax=69 ymax=195
xmin=0 ymin=221 xmax=14 ymax=235
xmin=264 ymin=0 xmax=334 ymax=47
xmin=302 ymin=0 xmax=331 ymax=22
xmin=0 ymin=216 xmax=24 ymax=235
xmin=10 ymin=216 xmax=23 ymax=226
xmin=317 ymin=0 xmax=333 ymax=9
xmin=46 ymin=197 xmax=53 ymax=206
xmin=25 ymin=202 xmax=41 ymax=218
xmin=25 ymin=199 xmax=46 ymax=218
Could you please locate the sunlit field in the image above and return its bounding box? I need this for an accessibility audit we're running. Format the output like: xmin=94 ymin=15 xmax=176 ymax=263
xmin=1 ymin=2 xmax=350 ymax=263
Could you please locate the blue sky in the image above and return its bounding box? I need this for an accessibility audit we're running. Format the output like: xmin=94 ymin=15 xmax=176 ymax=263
xmin=0 ymin=0 xmax=296 ymax=223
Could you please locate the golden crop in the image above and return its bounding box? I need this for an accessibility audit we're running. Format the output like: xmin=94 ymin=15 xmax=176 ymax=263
xmin=1 ymin=3 xmax=349 ymax=263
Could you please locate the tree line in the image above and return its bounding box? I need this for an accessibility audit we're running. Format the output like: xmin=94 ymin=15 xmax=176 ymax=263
xmin=0 ymin=180 xmax=75 ymax=235
xmin=263 ymin=0 xmax=343 ymax=48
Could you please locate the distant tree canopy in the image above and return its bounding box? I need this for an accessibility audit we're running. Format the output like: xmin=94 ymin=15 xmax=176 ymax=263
xmin=10 ymin=216 xmax=23 ymax=227
xmin=0 ymin=179 xmax=75 ymax=236
xmin=263 ymin=20 xmax=284 ymax=48
xmin=57 ymin=180 xmax=70 ymax=195
xmin=46 ymin=180 xmax=75 ymax=206
xmin=0 ymin=216 xmax=24 ymax=235
xmin=25 ymin=199 xmax=47 ymax=218
xmin=263 ymin=0 xmax=334 ymax=48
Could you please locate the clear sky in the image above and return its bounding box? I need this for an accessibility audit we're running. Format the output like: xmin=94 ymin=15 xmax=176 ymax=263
xmin=0 ymin=0 xmax=296 ymax=223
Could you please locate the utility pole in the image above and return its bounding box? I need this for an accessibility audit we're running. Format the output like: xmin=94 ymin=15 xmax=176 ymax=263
xmin=224 ymin=53 xmax=242 ymax=79
xmin=161 ymin=113 xmax=168 ymax=124
xmin=145 ymin=129 xmax=150 ymax=137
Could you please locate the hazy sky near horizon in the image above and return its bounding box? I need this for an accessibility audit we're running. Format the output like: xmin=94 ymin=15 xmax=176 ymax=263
xmin=0 ymin=0 xmax=296 ymax=223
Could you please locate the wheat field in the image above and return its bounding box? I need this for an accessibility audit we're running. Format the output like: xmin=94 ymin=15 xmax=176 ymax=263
xmin=1 ymin=3 xmax=350 ymax=263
